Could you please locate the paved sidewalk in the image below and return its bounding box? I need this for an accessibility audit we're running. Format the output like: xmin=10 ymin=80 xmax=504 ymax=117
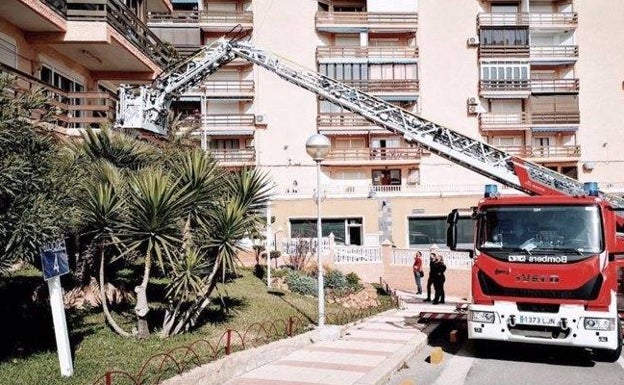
xmin=222 ymin=292 xmax=463 ymax=385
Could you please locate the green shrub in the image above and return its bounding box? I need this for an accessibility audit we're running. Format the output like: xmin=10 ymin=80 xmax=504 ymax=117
xmin=324 ymin=269 xmax=347 ymax=290
xmin=345 ymin=272 xmax=363 ymax=291
xmin=271 ymin=268 xmax=289 ymax=278
xmin=285 ymin=271 xmax=317 ymax=296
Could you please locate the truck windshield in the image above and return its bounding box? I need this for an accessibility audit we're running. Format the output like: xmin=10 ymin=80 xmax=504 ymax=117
xmin=477 ymin=205 xmax=603 ymax=255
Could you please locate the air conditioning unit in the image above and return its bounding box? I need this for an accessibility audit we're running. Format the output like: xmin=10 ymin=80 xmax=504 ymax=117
xmin=467 ymin=35 xmax=480 ymax=47
xmin=254 ymin=113 xmax=268 ymax=125
xmin=467 ymin=104 xmax=486 ymax=114
xmin=467 ymin=97 xmax=479 ymax=106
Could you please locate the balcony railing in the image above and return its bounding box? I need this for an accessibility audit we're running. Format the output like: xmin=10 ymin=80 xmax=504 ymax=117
xmin=316 ymin=11 xmax=418 ymax=28
xmin=326 ymin=147 xmax=423 ymax=162
xmin=208 ymin=148 xmax=255 ymax=163
xmin=201 ymin=114 xmax=255 ymax=127
xmin=495 ymin=145 xmax=581 ymax=159
xmin=480 ymin=80 xmax=530 ymax=91
xmin=201 ymin=80 xmax=254 ymax=95
xmin=43 ymin=0 xmax=67 ymax=17
xmin=316 ymin=46 xmax=418 ymax=59
xmin=479 ymin=113 xmax=530 ymax=130
xmin=148 ymin=10 xmax=253 ymax=25
xmin=531 ymin=111 xmax=580 ymax=125
xmin=478 ymin=12 xmax=577 ymax=28
xmin=1 ymin=63 xmax=116 ymax=130
xmin=66 ymin=0 xmax=173 ymax=68
xmin=479 ymin=45 xmax=530 ymax=58
xmin=531 ymin=78 xmax=579 ymax=93
xmin=343 ymin=79 xmax=419 ymax=93
xmin=318 ymin=113 xmax=373 ymax=127
xmin=531 ymin=45 xmax=579 ymax=59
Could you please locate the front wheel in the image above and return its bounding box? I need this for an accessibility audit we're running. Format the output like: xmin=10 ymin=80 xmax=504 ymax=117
xmin=594 ymin=322 xmax=622 ymax=362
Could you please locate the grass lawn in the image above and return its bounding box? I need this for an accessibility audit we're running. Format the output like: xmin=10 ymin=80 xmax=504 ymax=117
xmin=0 ymin=268 xmax=393 ymax=385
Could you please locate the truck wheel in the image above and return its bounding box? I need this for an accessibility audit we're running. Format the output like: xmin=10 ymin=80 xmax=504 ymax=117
xmin=473 ymin=339 xmax=492 ymax=358
xmin=594 ymin=322 xmax=622 ymax=362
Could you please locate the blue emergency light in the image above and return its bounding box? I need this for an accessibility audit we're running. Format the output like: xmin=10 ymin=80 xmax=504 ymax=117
xmin=484 ymin=184 xmax=498 ymax=198
xmin=583 ymin=181 xmax=599 ymax=197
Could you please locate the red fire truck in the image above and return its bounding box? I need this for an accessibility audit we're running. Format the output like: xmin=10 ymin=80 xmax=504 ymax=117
xmin=447 ymin=182 xmax=624 ymax=361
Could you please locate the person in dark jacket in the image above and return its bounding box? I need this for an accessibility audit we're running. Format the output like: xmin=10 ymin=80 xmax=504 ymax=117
xmin=432 ymin=254 xmax=447 ymax=304
xmin=423 ymin=252 xmax=436 ymax=302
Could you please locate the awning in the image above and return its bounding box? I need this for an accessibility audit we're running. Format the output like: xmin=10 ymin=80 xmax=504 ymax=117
xmin=531 ymin=126 xmax=578 ymax=133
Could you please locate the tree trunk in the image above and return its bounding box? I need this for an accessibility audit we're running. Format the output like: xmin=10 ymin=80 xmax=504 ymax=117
xmin=99 ymin=248 xmax=132 ymax=337
xmin=134 ymin=252 xmax=151 ymax=338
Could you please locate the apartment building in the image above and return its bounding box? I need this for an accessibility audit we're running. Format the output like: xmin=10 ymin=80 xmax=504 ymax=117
xmin=0 ymin=0 xmax=173 ymax=135
xmin=3 ymin=1 xmax=624 ymax=251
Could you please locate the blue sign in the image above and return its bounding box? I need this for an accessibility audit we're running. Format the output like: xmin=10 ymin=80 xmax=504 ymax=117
xmin=40 ymin=239 xmax=70 ymax=281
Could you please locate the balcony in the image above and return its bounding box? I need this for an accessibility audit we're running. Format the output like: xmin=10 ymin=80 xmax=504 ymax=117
xmin=479 ymin=113 xmax=530 ymax=131
xmin=183 ymin=80 xmax=254 ymax=100
xmin=1 ymin=63 xmax=116 ymax=134
xmin=530 ymin=46 xmax=578 ymax=64
xmin=479 ymin=80 xmax=531 ymax=98
xmin=207 ymin=148 xmax=255 ymax=166
xmin=531 ymin=78 xmax=579 ymax=94
xmin=343 ymin=79 xmax=419 ymax=94
xmin=198 ymin=114 xmax=256 ymax=135
xmin=477 ymin=12 xmax=577 ymax=29
xmin=0 ymin=0 xmax=66 ymax=32
xmin=495 ymin=145 xmax=581 ymax=160
xmin=317 ymin=113 xmax=394 ymax=136
xmin=316 ymin=46 xmax=418 ymax=60
xmin=324 ymin=147 xmax=423 ymax=166
xmin=148 ymin=10 xmax=253 ymax=31
xmin=479 ymin=45 xmax=530 ymax=58
xmin=316 ymin=12 xmax=418 ymax=33
xmin=531 ymin=111 xmax=580 ymax=125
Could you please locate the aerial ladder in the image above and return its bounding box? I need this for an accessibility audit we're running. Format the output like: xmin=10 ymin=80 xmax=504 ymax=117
xmin=116 ymin=34 xmax=624 ymax=209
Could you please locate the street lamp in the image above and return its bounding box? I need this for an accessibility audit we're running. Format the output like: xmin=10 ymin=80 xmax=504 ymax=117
xmin=305 ymin=134 xmax=330 ymax=328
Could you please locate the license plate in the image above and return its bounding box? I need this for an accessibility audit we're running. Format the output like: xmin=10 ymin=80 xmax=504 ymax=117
xmin=517 ymin=315 xmax=558 ymax=326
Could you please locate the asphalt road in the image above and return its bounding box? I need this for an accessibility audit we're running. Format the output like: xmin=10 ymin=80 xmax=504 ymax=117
xmin=384 ymin=321 xmax=624 ymax=385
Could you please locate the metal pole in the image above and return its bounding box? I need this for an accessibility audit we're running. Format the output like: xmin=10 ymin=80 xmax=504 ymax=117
xmin=316 ymin=160 xmax=325 ymax=328
xmin=48 ymin=276 xmax=73 ymax=377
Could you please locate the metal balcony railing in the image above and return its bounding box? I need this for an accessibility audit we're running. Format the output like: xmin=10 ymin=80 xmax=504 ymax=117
xmin=66 ymin=0 xmax=173 ymax=68
xmin=480 ymin=80 xmax=531 ymax=91
xmin=316 ymin=46 xmax=418 ymax=59
xmin=326 ymin=147 xmax=423 ymax=162
xmin=531 ymin=78 xmax=579 ymax=93
xmin=478 ymin=12 xmax=577 ymax=28
xmin=208 ymin=148 xmax=255 ymax=163
xmin=479 ymin=45 xmax=530 ymax=58
xmin=317 ymin=113 xmax=373 ymax=127
xmin=495 ymin=145 xmax=581 ymax=159
xmin=316 ymin=11 xmax=418 ymax=28
xmin=1 ymin=63 xmax=116 ymax=129
xmin=531 ymin=45 xmax=579 ymax=59
xmin=201 ymin=114 xmax=255 ymax=127
xmin=201 ymin=80 xmax=254 ymax=94
xmin=342 ymin=79 xmax=419 ymax=92
xmin=148 ymin=10 xmax=253 ymax=25
xmin=42 ymin=0 xmax=66 ymax=17
xmin=479 ymin=112 xmax=580 ymax=129
xmin=531 ymin=111 xmax=580 ymax=125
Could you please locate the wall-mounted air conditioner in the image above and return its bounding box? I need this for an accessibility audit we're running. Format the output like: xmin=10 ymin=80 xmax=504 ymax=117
xmin=467 ymin=35 xmax=480 ymax=47
xmin=467 ymin=97 xmax=479 ymax=106
xmin=254 ymin=113 xmax=268 ymax=125
xmin=468 ymin=104 xmax=486 ymax=114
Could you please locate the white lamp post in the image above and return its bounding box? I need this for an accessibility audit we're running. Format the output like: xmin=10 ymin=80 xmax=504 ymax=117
xmin=305 ymin=134 xmax=330 ymax=328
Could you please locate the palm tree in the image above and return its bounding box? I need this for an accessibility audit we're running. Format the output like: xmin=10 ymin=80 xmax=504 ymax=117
xmin=120 ymin=169 xmax=192 ymax=337
xmin=76 ymin=161 xmax=131 ymax=336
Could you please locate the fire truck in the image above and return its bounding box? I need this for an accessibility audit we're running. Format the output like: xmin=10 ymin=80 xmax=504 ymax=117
xmin=116 ymin=29 xmax=624 ymax=361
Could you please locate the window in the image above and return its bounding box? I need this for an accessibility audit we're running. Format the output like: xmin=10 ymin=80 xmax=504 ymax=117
xmin=209 ymin=139 xmax=240 ymax=149
xmin=372 ymin=169 xmax=401 ymax=186
xmin=409 ymin=217 xmax=473 ymax=247
xmin=290 ymin=218 xmax=363 ymax=245
xmin=480 ymin=28 xmax=528 ymax=46
xmin=481 ymin=62 xmax=528 ymax=80
xmin=0 ymin=34 xmax=16 ymax=67
xmin=40 ymin=65 xmax=85 ymax=127
xmin=334 ymin=170 xmax=366 ymax=180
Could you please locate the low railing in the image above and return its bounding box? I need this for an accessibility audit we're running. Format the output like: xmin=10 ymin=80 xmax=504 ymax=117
xmin=478 ymin=12 xmax=577 ymax=28
xmin=392 ymin=248 xmax=473 ymax=270
xmin=1 ymin=63 xmax=116 ymax=129
xmin=480 ymin=79 xmax=530 ymax=91
xmin=495 ymin=145 xmax=581 ymax=158
xmin=334 ymin=246 xmax=381 ymax=263
xmin=42 ymin=0 xmax=66 ymax=17
xmin=201 ymin=114 xmax=255 ymax=127
xmin=317 ymin=113 xmax=373 ymax=127
xmin=316 ymin=11 xmax=418 ymax=27
xmin=284 ymin=237 xmax=331 ymax=256
xmin=342 ymin=79 xmax=419 ymax=92
xmin=479 ymin=45 xmax=530 ymax=58
xmin=531 ymin=78 xmax=579 ymax=93
xmin=316 ymin=46 xmax=419 ymax=59
xmin=201 ymin=80 xmax=254 ymax=94
xmin=531 ymin=45 xmax=579 ymax=59
xmin=208 ymin=148 xmax=255 ymax=163
xmin=148 ymin=10 xmax=253 ymax=25
xmin=326 ymin=147 xmax=423 ymax=162
xmin=480 ymin=112 xmax=530 ymax=128
xmin=280 ymin=183 xmax=518 ymax=197
xmin=66 ymin=0 xmax=172 ymax=68
xmin=531 ymin=111 xmax=580 ymax=124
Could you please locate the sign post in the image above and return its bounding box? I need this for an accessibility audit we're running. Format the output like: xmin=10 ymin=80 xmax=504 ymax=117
xmin=41 ymin=238 xmax=73 ymax=377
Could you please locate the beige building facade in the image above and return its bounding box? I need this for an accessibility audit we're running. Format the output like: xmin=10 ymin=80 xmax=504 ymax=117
xmin=3 ymin=1 xmax=624 ymax=255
